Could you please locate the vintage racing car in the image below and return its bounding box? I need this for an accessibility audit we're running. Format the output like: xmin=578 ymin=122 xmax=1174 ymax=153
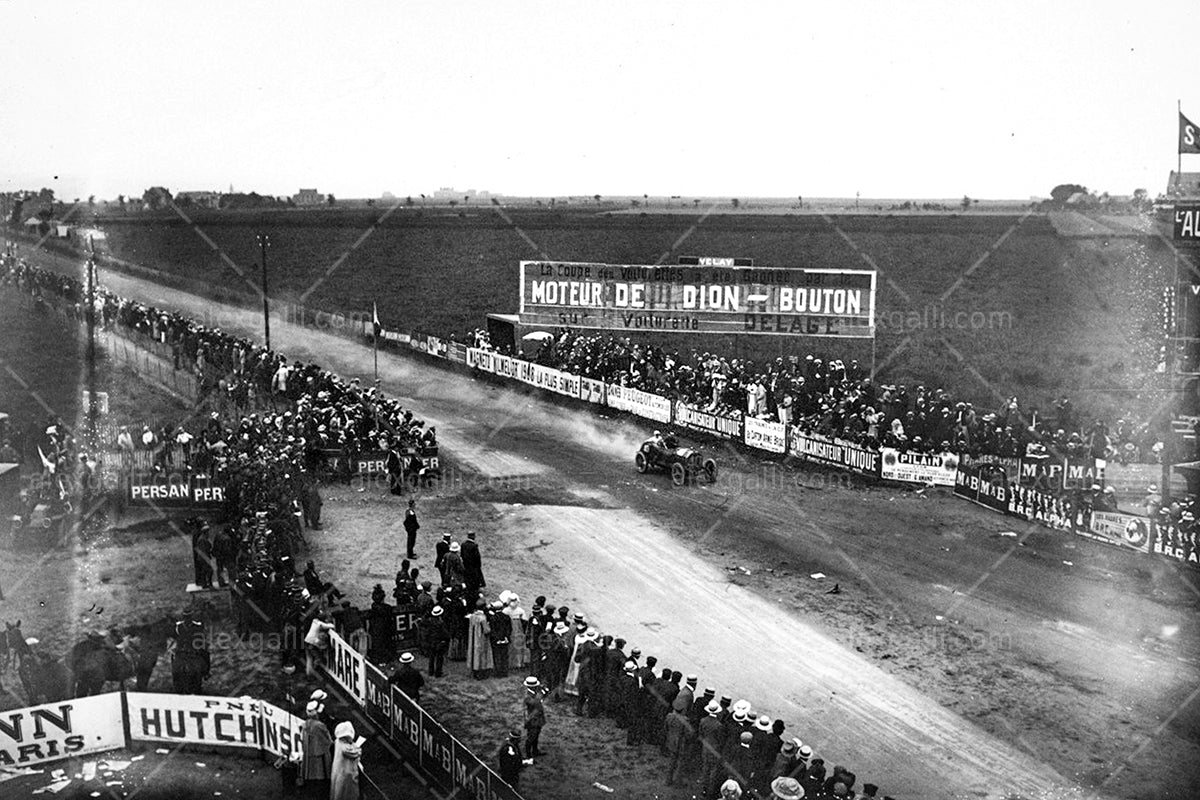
xmin=635 ymin=433 xmax=717 ymax=486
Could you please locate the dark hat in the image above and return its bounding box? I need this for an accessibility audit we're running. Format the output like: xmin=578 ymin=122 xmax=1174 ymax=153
xmin=738 ymin=732 xmax=753 ymax=745
xmin=508 ymin=728 xmax=522 ymax=741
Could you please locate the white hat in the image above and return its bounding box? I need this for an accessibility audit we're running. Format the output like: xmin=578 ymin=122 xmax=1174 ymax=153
xmin=732 ymin=699 xmax=752 ymax=715
xmin=450 ymin=541 xmax=461 ymax=552
xmin=524 ymin=676 xmax=541 ymax=688
xmin=310 ymin=689 xmax=328 ymax=701
xmin=431 ymin=606 xmax=444 ymax=617
xmin=334 ymin=721 xmax=356 ymax=741
xmin=399 ymin=652 xmax=414 ymax=664
xmin=305 ymin=700 xmax=322 ymax=716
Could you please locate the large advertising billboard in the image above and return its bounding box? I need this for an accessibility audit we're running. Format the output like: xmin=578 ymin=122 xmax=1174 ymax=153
xmin=519 ymin=262 xmax=876 ymax=338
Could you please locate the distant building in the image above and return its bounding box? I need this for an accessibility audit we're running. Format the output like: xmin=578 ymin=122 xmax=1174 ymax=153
xmin=1167 ymin=171 xmax=1200 ymax=197
xmin=175 ymin=190 xmax=221 ymax=209
xmin=293 ymin=188 xmax=325 ymax=206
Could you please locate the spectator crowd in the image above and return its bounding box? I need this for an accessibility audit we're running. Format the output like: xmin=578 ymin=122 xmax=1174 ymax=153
xmin=465 ymin=328 xmax=1164 ymax=465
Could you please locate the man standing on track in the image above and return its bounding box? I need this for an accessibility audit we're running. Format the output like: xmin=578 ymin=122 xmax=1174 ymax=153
xmin=403 ymin=499 xmax=420 ymax=560
xmin=523 ymin=676 xmax=547 ymax=758
xmin=461 ymin=531 xmax=485 ymax=604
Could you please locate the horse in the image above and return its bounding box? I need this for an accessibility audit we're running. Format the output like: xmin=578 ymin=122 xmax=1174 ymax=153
xmin=119 ymin=617 xmax=174 ymax=691
xmin=5 ymin=621 xmax=70 ymax=704
xmin=69 ymin=632 xmax=134 ymax=696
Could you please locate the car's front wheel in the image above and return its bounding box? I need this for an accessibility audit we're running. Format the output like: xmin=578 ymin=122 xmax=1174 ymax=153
xmin=703 ymin=458 xmax=718 ymax=483
xmin=671 ymin=462 xmax=687 ymax=486
xmin=635 ymin=451 xmax=648 ymax=474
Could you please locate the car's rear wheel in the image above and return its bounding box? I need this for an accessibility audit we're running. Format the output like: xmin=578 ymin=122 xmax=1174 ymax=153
xmin=635 ymin=451 xmax=648 ymax=473
xmin=671 ymin=462 xmax=686 ymax=486
xmin=703 ymin=458 xmax=718 ymax=483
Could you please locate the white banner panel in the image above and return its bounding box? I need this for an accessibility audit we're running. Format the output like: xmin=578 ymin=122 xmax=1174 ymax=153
xmin=880 ymin=448 xmax=959 ymax=486
xmin=126 ymin=693 xmax=262 ymax=750
xmin=466 ymin=347 xmax=495 ymax=372
xmin=327 ymin=630 xmax=367 ymax=706
xmin=579 ymin=377 xmax=607 ymax=405
xmin=606 ymin=384 xmax=671 ymax=423
xmin=744 ymin=416 xmax=787 ymax=453
xmin=258 ymin=700 xmax=305 ymax=760
xmin=492 ymin=353 xmax=522 ymax=381
xmin=0 ymin=693 xmax=124 ymax=768
xmin=520 ymin=362 xmax=581 ymax=398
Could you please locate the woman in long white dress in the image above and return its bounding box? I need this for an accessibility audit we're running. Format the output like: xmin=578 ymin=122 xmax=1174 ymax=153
xmin=329 ymin=721 xmax=362 ymax=800
xmin=502 ymin=592 xmax=529 ymax=669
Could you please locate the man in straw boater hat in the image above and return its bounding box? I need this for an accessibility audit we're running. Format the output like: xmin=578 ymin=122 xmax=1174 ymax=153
xmin=698 ymin=699 xmax=725 ymax=798
xmin=425 ymin=605 xmax=450 ymax=677
xmin=523 ymin=675 xmax=547 ymax=758
xmin=769 ymin=775 xmax=806 ymax=800
xmin=388 ymin=651 xmax=424 ymax=703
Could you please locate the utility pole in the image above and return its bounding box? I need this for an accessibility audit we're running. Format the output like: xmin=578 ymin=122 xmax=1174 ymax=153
xmin=85 ymin=237 xmax=98 ymax=440
xmin=257 ymin=233 xmax=271 ymax=351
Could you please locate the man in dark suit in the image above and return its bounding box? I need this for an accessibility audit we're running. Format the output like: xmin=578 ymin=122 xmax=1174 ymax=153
xmin=388 ymin=652 xmax=424 ymax=702
xmin=603 ymin=638 xmax=627 ymax=716
xmin=434 ymin=533 xmax=451 ymax=580
xmin=403 ymin=499 xmax=420 ymax=559
xmin=460 ymin=531 xmax=485 ymax=603
xmin=523 ymin=677 xmax=547 ymax=758
xmin=573 ymin=629 xmax=600 ymax=716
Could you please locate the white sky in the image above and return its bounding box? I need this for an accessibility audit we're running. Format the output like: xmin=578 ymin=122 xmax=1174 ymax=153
xmin=0 ymin=0 xmax=1195 ymax=201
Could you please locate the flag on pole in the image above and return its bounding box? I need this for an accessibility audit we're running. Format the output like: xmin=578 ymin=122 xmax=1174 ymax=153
xmin=1181 ymin=111 xmax=1200 ymax=154
xmin=373 ymin=303 xmax=382 ymax=337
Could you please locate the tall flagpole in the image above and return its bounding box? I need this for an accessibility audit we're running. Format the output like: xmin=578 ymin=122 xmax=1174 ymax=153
xmin=1180 ymin=100 xmax=1184 ymax=194
xmin=373 ymin=303 xmax=379 ymax=383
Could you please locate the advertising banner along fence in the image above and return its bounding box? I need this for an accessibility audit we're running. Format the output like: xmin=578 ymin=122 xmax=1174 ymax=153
xmin=1086 ymin=511 xmax=1152 ymax=552
xmin=880 ymin=448 xmax=959 ymax=486
xmin=673 ymin=402 xmax=743 ymax=441
xmin=744 ymin=416 xmax=787 ymax=454
xmin=519 ymin=261 xmax=876 ymax=338
xmin=606 ymin=384 xmax=672 ymax=423
xmin=322 ymin=630 xmax=525 ymax=799
xmin=953 ymin=462 xmax=1011 ymax=514
xmin=789 ymin=430 xmax=881 ymax=476
xmin=127 ymin=693 xmax=273 ymax=752
xmin=0 ymin=693 xmax=124 ymax=768
xmin=125 ymin=471 xmax=226 ymax=508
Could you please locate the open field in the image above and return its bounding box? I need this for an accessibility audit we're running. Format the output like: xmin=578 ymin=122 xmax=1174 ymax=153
xmin=59 ymin=208 xmax=1177 ymax=429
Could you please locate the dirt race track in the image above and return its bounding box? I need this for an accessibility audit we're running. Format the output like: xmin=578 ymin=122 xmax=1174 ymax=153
xmin=17 ymin=253 xmax=1200 ymax=800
